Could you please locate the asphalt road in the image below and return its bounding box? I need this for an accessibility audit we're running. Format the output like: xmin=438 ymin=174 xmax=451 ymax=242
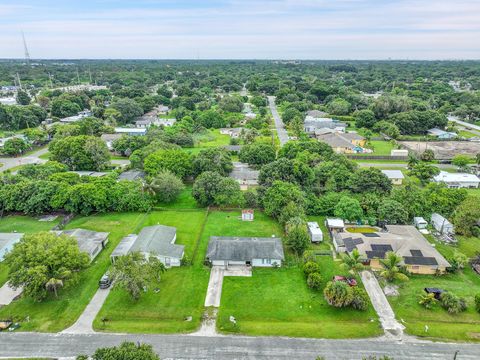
xmin=0 ymin=332 xmax=478 ymax=359
xmin=268 ymin=96 xmax=289 ymax=146
xmin=448 ymin=115 xmax=480 ymax=132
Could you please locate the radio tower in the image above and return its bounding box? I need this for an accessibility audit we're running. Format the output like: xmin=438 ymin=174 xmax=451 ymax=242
xmin=22 ymin=31 xmax=31 ymax=65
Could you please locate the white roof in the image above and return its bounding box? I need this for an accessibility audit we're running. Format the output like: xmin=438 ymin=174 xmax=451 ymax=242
xmin=307 ymin=222 xmax=322 ymax=235
xmin=433 ymin=171 xmax=480 ymax=184
xmin=114 ymin=128 xmax=147 ymax=134
xmin=381 ymin=170 xmax=405 ymax=179
xmin=326 ymin=218 xmax=345 ymax=228
xmin=414 ymin=217 xmax=427 ymax=223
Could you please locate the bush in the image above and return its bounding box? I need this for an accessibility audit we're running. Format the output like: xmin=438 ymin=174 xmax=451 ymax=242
xmin=419 ymin=293 xmax=437 ymax=309
xmin=323 ymin=281 xmax=353 ymax=308
xmin=440 ymin=292 xmax=467 ymax=314
xmin=475 ymin=294 xmax=480 ymax=313
xmin=350 ymin=287 xmax=369 ymax=311
xmin=307 ymin=272 xmax=323 ymax=290
xmin=303 ymin=261 xmax=320 ymax=276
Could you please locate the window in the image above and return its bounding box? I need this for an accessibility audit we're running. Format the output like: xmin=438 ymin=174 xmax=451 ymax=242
xmin=262 ymin=258 xmax=271 ymax=265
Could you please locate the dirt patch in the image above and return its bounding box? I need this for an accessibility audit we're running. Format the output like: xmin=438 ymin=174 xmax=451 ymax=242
xmin=399 ymin=141 xmax=480 ymax=159
xmin=467 ymin=332 xmax=480 ymax=339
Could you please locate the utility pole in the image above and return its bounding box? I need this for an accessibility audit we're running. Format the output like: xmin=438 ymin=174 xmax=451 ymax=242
xmin=22 ymin=31 xmax=31 ymax=65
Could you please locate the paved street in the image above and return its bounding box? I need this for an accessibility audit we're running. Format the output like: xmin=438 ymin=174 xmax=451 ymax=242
xmin=0 ymin=332 xmax=479 ymax=359
xmin=0 ymin=146 xmax=48 ymax=172
xmin=268 ymin=96 xmax=289 ymax=146
xmin=448 ymin=115 xmax=480 ymax=132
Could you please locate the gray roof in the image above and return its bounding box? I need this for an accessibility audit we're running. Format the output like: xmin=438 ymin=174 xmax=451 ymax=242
xmin=224 ymin=145 xmax=243 ymax=152
xmin=129 ymin=225 xmax=184 ymax=259
xmin=118 ymin=170 xmax=145 ymax=181
xmin=54 ymin=228 xmax=109 ymax=256
xmin=230 ymin=162 xmax=259 ymax=182
xmin=111 ymin=234 xmax=137 ymax=258
xmin=316 ymin=132 xmax=364 ymax=148
xmin=206 ymin=236 xmax=284 ymax=261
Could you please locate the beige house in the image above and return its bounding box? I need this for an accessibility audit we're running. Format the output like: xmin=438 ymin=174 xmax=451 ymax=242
xmin=381 ymin=170 xmax=405 ymax=185
xmin=333 ymin=225 xmax=450 ymax=275
xmin=316 ymin=132 xmax=369 ymax=154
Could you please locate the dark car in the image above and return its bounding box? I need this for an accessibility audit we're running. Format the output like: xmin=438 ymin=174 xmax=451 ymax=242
xmin=99 ymin=274 xmax=112 ymax=289
xmin=424 ymin=287 xmax=445 ymax=300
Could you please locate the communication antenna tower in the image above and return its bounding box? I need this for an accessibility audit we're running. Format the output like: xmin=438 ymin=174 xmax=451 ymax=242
xmin=22 ymin=31 xmax=31 ymax=65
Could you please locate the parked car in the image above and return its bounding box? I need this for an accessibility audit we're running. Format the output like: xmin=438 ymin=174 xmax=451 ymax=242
xmin=424 ymin=287 xmax=445 ymax=300
xmin=99 ymin=274 xmax=112 ymax=289
xmin=333 ymin=275 xmax=357 ymax=287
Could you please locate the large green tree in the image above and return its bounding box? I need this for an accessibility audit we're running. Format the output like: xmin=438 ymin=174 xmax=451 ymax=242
xmin=5 ymin=232 xmax=90 ymax=301
xmin=192 ymin=148 xmax=233 ymax=177
xmin=263 ymin=181 xmax=305 ymax=219
xmin=334 ymin=196 xmax=364 ymax=222
xmin=143 ymin=149 xmax=192 ymax=178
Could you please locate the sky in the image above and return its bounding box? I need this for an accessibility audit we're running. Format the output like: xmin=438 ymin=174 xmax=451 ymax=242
xmin=1 ymin=0 xmax=480 ymax=60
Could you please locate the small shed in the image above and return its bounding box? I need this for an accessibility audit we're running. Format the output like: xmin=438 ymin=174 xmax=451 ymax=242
xmin=307 ymin=222 xmax=323 ymax=243
xmin=431 ymin=213 xmax=454 ymax=235
xmin=381 ymin=170 xmax=405 ymax=185
xmin=390 ymin=149 xmax=409 ymax=157
xmin=242 ymin=209 xmax=254 ymax=221
xmin=325 ymin=218 xmax=345 ymax=233
xmin=414 ymin=217 xmax=428 ymax=230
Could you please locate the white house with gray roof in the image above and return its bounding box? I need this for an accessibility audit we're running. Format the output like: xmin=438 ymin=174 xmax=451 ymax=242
xmin=206 ymin=236 xmax=284 ymax=268
xmin=111 ymin=225 xmax=184 ymax=267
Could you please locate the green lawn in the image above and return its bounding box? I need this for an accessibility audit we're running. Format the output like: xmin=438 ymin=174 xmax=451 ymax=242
xmin=38 ymin=152 xmax=50 ymax=160
xmin=93 ymin=209 xmax=209 ymax=333
xmin=388 ymin=268 xmax=480 ymax=342
xmin=363 ymin=140 xmax=395 ymax=156
xmin=217 ymin=257 xmax=382 ymax=338
xmin=193 ymin=129 xmax=230 ymax=149
xmin=156 ymin=185 xmax=199 ymax=210
xmin=0 ymin=263 xmax=9 ymax=287
xmin=0 ymin=212 xmax=146 ymax=332
xmin=0 ymin=215 xmax=62 ymax=233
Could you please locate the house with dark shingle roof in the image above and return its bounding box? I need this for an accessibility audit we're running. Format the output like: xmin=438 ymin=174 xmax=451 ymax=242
xmin=206 ymin=236 xmax=284 ymax=268
xmin=333 ymin=225 xmax=450 ymax=274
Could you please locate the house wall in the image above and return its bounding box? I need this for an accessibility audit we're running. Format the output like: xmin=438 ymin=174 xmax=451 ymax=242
xmin=252 ymin=258 xmax=281 ymax=267
xmin=444 ymin=181 xmax=479 ymax=189
xmin=145 ymin=252 xmax=182 ymax=267
xmin=391 ymin=178 xmax=403 ymax=185
xmin=370 ymin=259 xmax=447 ymax=275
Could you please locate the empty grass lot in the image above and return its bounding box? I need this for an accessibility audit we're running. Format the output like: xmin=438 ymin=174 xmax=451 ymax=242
xmin=0 ymin=212 xmax=146 ymax=332
xmin=217 ymin=256 xmax=382 ymax=338
xmin=388 ymin=268 xmax=480 ymax=342
xmin=93 ymin=209 xmax=209 ymax=333
xmin=157 ymin=185 xmax=199 ymax=210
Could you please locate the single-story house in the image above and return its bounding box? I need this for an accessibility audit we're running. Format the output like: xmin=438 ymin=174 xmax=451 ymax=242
xmin=333 ymin=225 xmax=450 ymax=274
xmin=113 ymin=225 xmax=184 ymax=267
xmin=53 ymin=229 xmax=109 ymax=261
xmin=433 ymin=171 xmax=480 ymax=189
xmin=229 ymin=162 xmax=259 ymax=190
xmin=316 ymin=132 xmax=369 ymax=154
xmin=114 ymin=127 xmax=147 ymax=136
xmin=0 ymin=97 xmax=17 ymax=105
xmin=157 ymin=105 xmax=169 ymax=114
xmin=71 ymin=171 xmax=108 ymax=178
xmin=381 ymin=170 xmax=405 ymax=185
xmin=223 ymin=145 xmax=243 ymax=153
xmin=206 ymin=236 xmax=284 ymax=268
xmin=135 ymin=117 xmax=176 ymax=128
xmin=220 ymin=128 xmax=244 ymax=138
xmin=100 ymin=133 xmax=122 ymax=150
xmin=304 ymin=117 xmax=347 ymax=134
xmin=60 ymin=110 xmax=92 ymax=123
xmin=427 ymin=128 xmax=457 ymax=139
xmin=414 ymin=217 xmax=428 ymax=230
xmin=431 ymin=213 xmax=454 ymax=235
xmin=118 ymin=170 xmax=145 ymax=182
xmin=326 ymin=218 xmax=345 ymax=234
xmin=307 ymin=222 xmax=323 ymax=243
xmin=0 ymin=233 xmax=24 ymax=262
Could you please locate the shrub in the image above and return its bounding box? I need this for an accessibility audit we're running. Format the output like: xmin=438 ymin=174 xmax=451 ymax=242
xmin=419 ymin=293 xmax=437 ymax=309
xmin=475 ymin=294 xmax=480 ymax=313
xmin=440 ymin=292 xmax=467 ymax=314
xmin=303 ymin=261 xmax=320 ymax=276
xmin=323 ymin=281 xmax=353 ymax=308
xmin=350 ymin=287 xmax=369 ymax=311
xmin=307 ymin=272 xmax=323 ymax=290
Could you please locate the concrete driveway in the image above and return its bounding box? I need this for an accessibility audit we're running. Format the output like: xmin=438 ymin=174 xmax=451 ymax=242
xmin=361 ymin=271 xmax=404 ymax=338
xmin=0 ymin=282 xmax=23 ymax=306
xmin=62 ymin=287 xmax=111 ymax=334
xmin=204 ymin=266 xmax=224 ymax=307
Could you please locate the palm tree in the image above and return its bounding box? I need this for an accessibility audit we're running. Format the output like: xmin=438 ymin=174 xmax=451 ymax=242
xmin=45 ymin=278 xmax=64 ymax=298
xmin=143 ymin=179 xmax=160 ymax=197
xmin=340 ymin=249 xmax=365 ymax=274
xmin=407 ymin=154 xmax=419 ymax=170
xmin=379 ymin=251 xmax=409 ymax=282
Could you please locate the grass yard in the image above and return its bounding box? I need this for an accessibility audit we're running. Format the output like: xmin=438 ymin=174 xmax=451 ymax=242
xmin=93 ymin=209 xmax=209 ymax=333
xmin=156 ymin=185 xmax=199 ymax=210
xmin=38 ymin=152 xmax=50 ymax=160
xmin=0 ymin=263 xmax=8 ymax=287
xmin=0 ymin=215 xmax=62 ymax=233
xmin=217 ymin=256 xmax=382 ymax=338
xmin=388 ymin=268 xmax=480 ymax=342
xmin=363 ymin=140 xmax=395 ymax=156
xmin=0 ymin=212 xmax=146 ymax=332
xmin=346 ymin=227 xmax=377 ymax=233
xmin=194 ymin=129 xmax=230 ymax=149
